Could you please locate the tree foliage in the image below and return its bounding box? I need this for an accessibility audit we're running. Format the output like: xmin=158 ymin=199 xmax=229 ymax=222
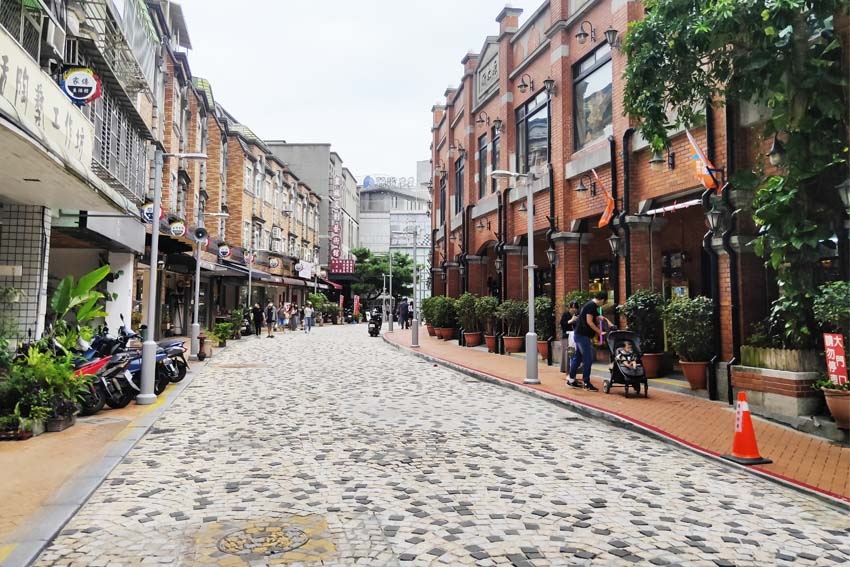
xmin=349 ymin=247 xmax=413 ymax=301
xmin=624 ymin=0 xmax=849 ymax=349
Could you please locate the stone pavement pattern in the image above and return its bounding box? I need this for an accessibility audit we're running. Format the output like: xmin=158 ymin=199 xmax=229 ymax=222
xmin=32 ymin=325 xmax=850 ymax=566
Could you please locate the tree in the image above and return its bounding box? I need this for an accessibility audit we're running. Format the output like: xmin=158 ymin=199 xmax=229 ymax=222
xmin=350 ymin=247 xmax=413 ymax=301
xmin=623 ymin=0 xmax=849 ymax=349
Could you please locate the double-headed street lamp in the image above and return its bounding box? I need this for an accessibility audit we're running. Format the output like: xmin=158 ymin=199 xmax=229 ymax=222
xmin=491 ymin=169 xmax=541 ymax=385
xmin=392 ymin=224 xmax=421 ymax=348
xmin=189 ymin=211 xmax=229 ymax=360
xmin=138 ymin=151 xmax=207 ymax=405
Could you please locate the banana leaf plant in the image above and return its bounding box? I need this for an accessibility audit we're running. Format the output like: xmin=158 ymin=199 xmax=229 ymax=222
xmin=50 ymin=265 xmax=111 ymax=325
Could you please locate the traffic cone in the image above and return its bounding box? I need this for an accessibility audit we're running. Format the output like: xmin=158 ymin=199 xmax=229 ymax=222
xmin=722 ymin=392 xmax=772 ymax=465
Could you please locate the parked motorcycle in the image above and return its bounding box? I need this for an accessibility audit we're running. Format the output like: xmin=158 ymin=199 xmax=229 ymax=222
xmin=368 ymin=308 xmax=383 ymax=337
xmin=78 ymin=352 xmax=139 ymax=413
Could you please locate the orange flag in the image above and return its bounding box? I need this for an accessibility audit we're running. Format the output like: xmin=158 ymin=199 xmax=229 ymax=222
xmin=685 ymin=129 xmax=718 ymax=189
xmin=594 ymin=169 xmax=615 ymax=228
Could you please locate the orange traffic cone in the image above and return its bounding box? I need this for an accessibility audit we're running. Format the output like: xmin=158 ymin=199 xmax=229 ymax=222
xmin=722 ymin=392 xmax=772 ymax=465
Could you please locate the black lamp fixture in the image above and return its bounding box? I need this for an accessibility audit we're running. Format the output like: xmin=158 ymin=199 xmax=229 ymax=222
xmin=607 ymin=233 xmax=622 ymax=256
xmin=441 ymin=268 xmax=447 ymax=281
xmin=519 ymin=201 xmax=536 ymax=214
xmin=220 ymin=204 xmax=229 ymax=215
xmin=836 ymin=178 xmax=850 ymax=210
xmin=575 ymin=20 xmax=596 ymax=45
xmin=476 ymin=111 xmax=490 ymax=127
xmin=494 ymin=257 xmax=503 ymax=273
xmin=705 ymin=207 xmax=723 ymax=233
xmin=543 ymin=77 xmax=557 ymax=97
xmin=603 ymin=26 xmax=622 ymax=49
xmin=766 ymin=132 xmax=786 ymax=167
xmin=476 ymin=218 xmax=491 ymax=232
xmin=493 ymin=117 xmax=503 ymax=134
xmin=546 ymin=245 xmax=557 ymax=265
xmin=517 ymin=73 xmax=534 ymax=93
xmin=438 ymin=162 xmax=447 ymax=177
xmin=449 ymin=231 xmax=457 ymax=242
xmin=649 ymin=147 xmax=675 ymax=171
xmin=576 ymin=173 xmax=597 ymax=196
xmin=459 ymin=264 xmax=466 ymax=278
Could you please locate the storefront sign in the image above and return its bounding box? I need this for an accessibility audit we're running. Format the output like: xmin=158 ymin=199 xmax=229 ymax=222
xmin=353 ymin=295 xmax=360 ymax=316
xmin=60 ymin=68 xmax=102 ymax=106
xmin=295 ymin=263 xmax=304 ymax=272
xmin=218 ymin=243 xmax=231 ymax=258
xmin=824 ymin=333 xmax=847 ymax=385
xmin=168 ymin=220 xmax=186 ymax=238
xmin=298 ymin=261 xmax=313 ymax=280
xmin=477 ymin=53 xmax=499 ymax=101
xmin=0 ymin=29 xmax=94 ymax=176
xmin=328 ymin=176 xmax=355 ymax=274
xmin=141 ymin=201 xmax=165 ymax=223
xmin=330 ymin=259 xmax=355 ymax=274
xmin=269 ymin=257 xmax=280 ymax=269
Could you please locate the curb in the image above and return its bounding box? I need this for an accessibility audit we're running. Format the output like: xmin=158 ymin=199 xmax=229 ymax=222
xmin=0 ymin=359 xmax=209 ymax=567
xmin=383 ymin=335 xmax=850 ymax=513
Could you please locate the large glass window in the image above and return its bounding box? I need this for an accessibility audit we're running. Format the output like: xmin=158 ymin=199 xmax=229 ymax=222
xmin=516 ymin=91 xmax=550 ymax=173
xmin=454 ymin=157 xmax=464 ymax=214
xmin=491 ymin=129 xmax=501 ymax=193
xmin=574 ymin=44 xmax=613 ymax=151
xmin=478 ymin=134 xmax=488 ymax=199
xmin=439 ymin=176 xmax=446 ymax=225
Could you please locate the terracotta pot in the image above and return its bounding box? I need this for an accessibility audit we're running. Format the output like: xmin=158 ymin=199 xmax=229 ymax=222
xmin=503 ymin=336 xmax=524 ymax=353
xmin=680 ymin=361 xmax=708 ymax=390
xmin=437 ymin=328 xmax=455 ymax=340
xmin=484 ymin=334 xmax=497 ymax=352
xmin=464 ymin=332 xmax=482 ymax=347
xmin=595 ymin=346 xmax=610 ymax=363
xmin=642 ymin=353 xmax=664 ymax=378
xmin=426 ymin=324 xmax=436 ymax=337
xmin=824 ymin=389 xmax=850 ymax=429
xmin=537 ymin=340 xmax=549 ymax=359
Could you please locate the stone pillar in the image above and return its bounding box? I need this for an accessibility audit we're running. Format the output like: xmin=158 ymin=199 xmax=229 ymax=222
xmin=106 ymin=252 xmax=136 ymax=333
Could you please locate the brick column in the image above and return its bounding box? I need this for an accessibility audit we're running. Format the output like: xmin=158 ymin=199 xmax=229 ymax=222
xmin=465 ymin=256 xmax=487 ymax=296
xmin=624 ymin=216 xmax=667 ymax=292
xmin=552 ymin=232 xmax=593 ymax=294
xmin=504 ymin=245 xmax=525 ymax=300
xmin=446 ymin=263 xmax=460 ymax=298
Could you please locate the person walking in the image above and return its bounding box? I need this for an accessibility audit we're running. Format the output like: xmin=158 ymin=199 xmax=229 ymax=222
xmin=567 ymin=292 xmax=608 ymax=391
xmin=290 ymin=303 xmax=300 ymax=331
xmin=560 ymin=300 xmax=580 ymax=373
xmin=303 ymin=302 xmax=314 ymax=334
xmin=251 ymin=303 xmax=264 ymax=338
xmin=265 ymin=301 xmax=276 ymax=338
xmin=398 ymin=298 xmax=410 ymax=330
xmin=277 ymin=303 xmax=287 ymax=332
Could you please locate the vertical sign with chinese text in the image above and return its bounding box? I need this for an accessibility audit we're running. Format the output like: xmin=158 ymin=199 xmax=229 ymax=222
xmin=824 ymin=333 xmax=847 ymax=385
xmin=329 ymin=175 xmax=354 ymax=273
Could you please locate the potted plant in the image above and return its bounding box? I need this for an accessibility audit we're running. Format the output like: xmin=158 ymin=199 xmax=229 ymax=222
xmin=621 ymin=289 xmax=666 ymax=377
xmin=432 ymin=296 xmax=457 ymax=340
xmin=497 ymin=300 xmax=527 ymax=353
xmin=0 ymin=414 xmax=21 ymax=440
xmin=456 ymin=292 xmax=481 ymax=347
xmin=663 ymin=296 xmax=715 ymax=389
xmin=230 ymin=309 xmax=245 ymax=339
xmin=534 ymin=296 xmax=555 ymax=359
xmin=212 ymin=323 xmax=233 ymax=347
xmin=421 ymin=297 xmax=437 ymax=337
xmin=812 ymin=281 xmax=850 ymax=428
xmin=812 ymin=377 xmax=850 ymax=429
xmin=476 ymin=295 xmax=500 ymax=352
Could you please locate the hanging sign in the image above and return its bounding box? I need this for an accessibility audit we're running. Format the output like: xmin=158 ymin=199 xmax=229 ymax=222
xmin=169 ymin=220 xmax=187 ymax=238
xmin=295 ymin=263 xmax=304 ymax=272
xmin=218 ymin=243 xmax=231 ymax=258
xmin=269 ymin=258 xmax=280 ymax=269
xmin=60 ymin=68 xmax=103 ymax=107
xmin=824 ymin=333 xmax=848 ymax=385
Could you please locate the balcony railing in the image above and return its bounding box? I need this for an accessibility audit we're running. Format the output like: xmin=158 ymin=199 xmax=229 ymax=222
xmin=0 ymin=0 xmax=43 ymax=62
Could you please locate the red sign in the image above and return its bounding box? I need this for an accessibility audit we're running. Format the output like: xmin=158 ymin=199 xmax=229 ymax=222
xmin=353 ymin=295 xmax=360 ymax=316
xmin=824 ymin=333 xmax=848 ymax=385
xmin=330 ymin=259 xmax=356 ymax=274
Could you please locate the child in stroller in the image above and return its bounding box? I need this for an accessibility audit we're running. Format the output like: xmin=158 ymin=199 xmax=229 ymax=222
xmin=604 ymin=331 xmax=649 ymax=397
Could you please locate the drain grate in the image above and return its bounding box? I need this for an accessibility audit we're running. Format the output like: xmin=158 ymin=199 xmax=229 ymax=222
xmin=217 ymin=525 xmax=309 ymax=556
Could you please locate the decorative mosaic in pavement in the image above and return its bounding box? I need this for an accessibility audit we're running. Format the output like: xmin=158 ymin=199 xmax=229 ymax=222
xmin=32 ymin=326 xmax=850 ymax=566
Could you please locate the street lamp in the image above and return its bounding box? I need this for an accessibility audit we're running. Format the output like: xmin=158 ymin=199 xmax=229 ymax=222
xmin=190 ymin=211 xmax=228 ymax=360
xmin=491 ymin=168 xmax=541 ymax=385
xmin=392 ymin=224 xmax=421 ymax=348
xmin=138 ymin=152 xmax=207 ymax=405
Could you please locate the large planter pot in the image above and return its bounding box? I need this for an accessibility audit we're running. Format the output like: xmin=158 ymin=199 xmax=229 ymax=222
xmin=642 ymin=353 xmax=664 ymax=378
xmin=823 ymin=389 xmax=850 ymax=429
xmin=484 ymin=334 xmax=497 ymax=352
xmin=537 ymin=340 xmax=549 ymax=359
xmin=503 ymin=336 xmax=524 ymax=353
xmin=46 ymin=414 xmax=76 ymax=433
xmin=31 ymin=419 xmax=45 ymax=437
xmin=426 ymin=324 xmax=437 ymax=337
xmin=464 ymin=332 xmax=482 ymax=347
xmin=680 ymin=361 xmax=708 ymax=390
xmin=437 ymin=328 xmax=455 ymax=340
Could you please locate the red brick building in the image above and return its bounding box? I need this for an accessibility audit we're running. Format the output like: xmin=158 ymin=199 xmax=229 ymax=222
xmin=427 ymin=1 xmax=844 ymax=406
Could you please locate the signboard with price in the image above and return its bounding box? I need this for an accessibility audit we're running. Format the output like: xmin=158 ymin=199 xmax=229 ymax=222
xmin=824 ymin=333 xmax=848 ymax=385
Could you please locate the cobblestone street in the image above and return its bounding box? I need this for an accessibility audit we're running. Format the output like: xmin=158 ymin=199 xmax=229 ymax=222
xmin=32 ymin=325 xmax=850 ymax=566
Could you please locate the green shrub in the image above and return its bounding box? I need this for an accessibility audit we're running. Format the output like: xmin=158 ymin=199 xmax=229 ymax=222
xmin=475 ymin=296 xmax=499 ymax=335
xmin=562 ymin=290 xmax=592 ymax=309
xmin=621 ymin=289 xmax=665 ymax=353
xmin=455 ymin=292 xmax=479 ymax=332
xmin=431 ymin=296 xmax=457 ymax=328
xmin=497 ymin=300 xmax=527 ymax=337
xmin=212 ymin=323 xmax=233 ymax=344
xmin=663 ymin=296 xmax=715 ymax=362
xmin=813 ymin=281 xmax=850 ymax=344
xmin=534 ymin=296 xmax=555 ymax=340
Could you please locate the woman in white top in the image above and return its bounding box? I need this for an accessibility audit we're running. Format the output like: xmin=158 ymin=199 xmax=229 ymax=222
xmin=303 ymin=302 xmax=314 ymax=334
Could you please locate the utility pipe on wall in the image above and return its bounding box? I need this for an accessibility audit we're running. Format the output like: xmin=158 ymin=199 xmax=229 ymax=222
xmin=621 ymin=128 xmax=635 ymax=297
xmin=608 ymin=136 xmax=620 ymax=307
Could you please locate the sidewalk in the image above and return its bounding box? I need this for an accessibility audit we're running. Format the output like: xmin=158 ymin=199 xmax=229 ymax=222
xmin=384 ymin=328 xmax=850 ymax=508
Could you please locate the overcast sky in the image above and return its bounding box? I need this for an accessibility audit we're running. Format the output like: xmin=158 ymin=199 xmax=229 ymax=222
xmin=178 ymin=0 xmax=542 ymax=183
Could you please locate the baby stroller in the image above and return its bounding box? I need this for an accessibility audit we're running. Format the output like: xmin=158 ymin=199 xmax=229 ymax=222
xmin=603 ymin=330 xmax=648 ymax=398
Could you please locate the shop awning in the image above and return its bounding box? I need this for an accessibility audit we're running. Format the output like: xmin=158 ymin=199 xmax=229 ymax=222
xmin=283 ymin=277 xmax=306 ymax=287
xmin=320 ymin=278 xmax=343 ymax=290
xmin=645 ymin=198 xmax=702 ymax=217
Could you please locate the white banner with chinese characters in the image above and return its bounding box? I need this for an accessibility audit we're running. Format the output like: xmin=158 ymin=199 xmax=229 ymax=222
xmin=0 ymin=28 xmax=95 ymax=184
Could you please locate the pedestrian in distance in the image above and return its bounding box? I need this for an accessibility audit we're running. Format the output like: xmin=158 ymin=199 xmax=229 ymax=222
xmin=251 ymin=303 xmax=264 ymax=338
xmin=567 ymin=291 xmax=608 ymax=391
xmin=303 ymin=302 xmax=314 ymax=334
xmin=277 ymin=303 xmax=287 ymax=331
xmin=398 ymin=298 xmax=410 ymax=330
xmin=265 ymin=301 xmax=276 ymax=338
xmin=560 ymin=300 xmax=580 ymax=373
xmin=290 ymin=304 xmax=300 ymax=331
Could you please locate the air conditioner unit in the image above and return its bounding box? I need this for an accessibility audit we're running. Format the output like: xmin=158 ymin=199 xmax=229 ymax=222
xmin=44 ymin=21 xmax=67 ymax=61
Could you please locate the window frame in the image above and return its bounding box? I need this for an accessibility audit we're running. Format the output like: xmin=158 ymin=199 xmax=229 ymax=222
xmin=490 ymin=127 xmax=501 ymax=194
xmin=477 ymin=133 xmax=488 ymax=199
xmin=453 ymin=156 xmax=464 ymax=214
xmin=515 ymin=90 xmax=550 ymax=174
xmin=572 ymin=44 xmax=613 ymax=152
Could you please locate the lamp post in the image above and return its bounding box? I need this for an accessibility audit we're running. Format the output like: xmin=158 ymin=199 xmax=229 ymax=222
xmin=393 ymin=225 xmax=420 ymax=348
xmin=190 ymin=212 xmax=228 ymax=360
xmin=491 ymin=169 xmax=540 ymax=384
xmin=139 ymin=151 xmax=207 ymax=405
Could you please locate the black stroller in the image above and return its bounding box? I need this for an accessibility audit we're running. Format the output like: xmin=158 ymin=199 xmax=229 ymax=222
xmin=603 ymin=331 xmax=649 ymax=398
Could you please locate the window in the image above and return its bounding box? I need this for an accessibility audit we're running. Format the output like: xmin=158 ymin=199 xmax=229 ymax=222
xmin=478 ymin=134 xmax=488 ymax=199
xmin=244 ymin=165 xmax=252 ymax=193
xmin=439 ymin=176 xmax=446 ymax=225
xmin=454 ymin=157 xmax=464 ymax=214
xmin=264 ymin=180 xmax=272 ymax=203
xmin=516 ymin=91 xmax=550 ymax=173
xmin=491 ymin=128 xmax=501 ymax=193
xmin=573 ymin=44 xmax=613 ymax=151
xmin=263 ymin=230 xmax=271 ymax=250
xmin=253 ymin=225 xmax=262 ymax=251
xmin=243 ymin=221 xmax=251 ymax=248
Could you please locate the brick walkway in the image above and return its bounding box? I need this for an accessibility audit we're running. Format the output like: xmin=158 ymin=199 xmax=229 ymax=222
xmin=384 ymin=329 xmax=850 ymax=506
